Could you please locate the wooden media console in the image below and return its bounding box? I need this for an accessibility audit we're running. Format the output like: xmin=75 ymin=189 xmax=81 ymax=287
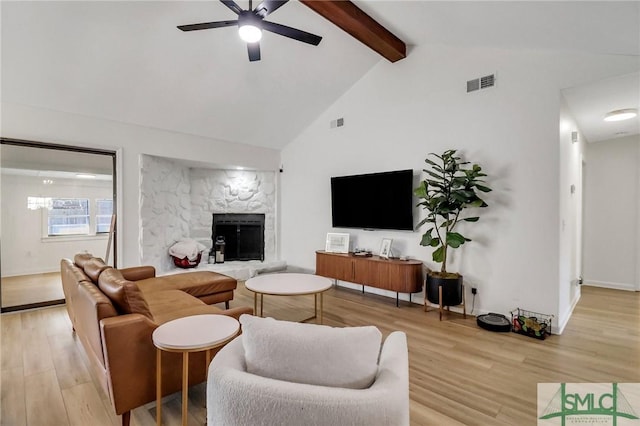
xmin=315 ymin=250 xmax=423 ymax=306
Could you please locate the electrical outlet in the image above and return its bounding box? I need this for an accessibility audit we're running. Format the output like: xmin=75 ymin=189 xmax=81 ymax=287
xmin=471 ymin=287 xmax=477 ymax=295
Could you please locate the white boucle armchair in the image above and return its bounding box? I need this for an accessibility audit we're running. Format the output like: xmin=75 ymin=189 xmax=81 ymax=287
xmin=206 ymin=316 xmax=409 ymax=426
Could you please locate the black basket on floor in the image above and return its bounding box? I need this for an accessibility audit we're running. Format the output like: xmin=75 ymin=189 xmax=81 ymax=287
xmin=510 ymin=308 xmax=553 ymax=340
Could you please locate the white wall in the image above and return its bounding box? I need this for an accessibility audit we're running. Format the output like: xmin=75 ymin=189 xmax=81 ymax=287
xmin=280 ymin=43 xmax=638 ymax=324
xmin=1 ymin=102 xmax=281 ymax=269
xmin=557 ymin=98 xmax=585 ymax=332
xmin=140 ymin=155 xmax=192 ymax=272
xmin=583 ymin=135 xmax=640 ymax=291
xmin=0 ymin=174 xmax=112 ymax=276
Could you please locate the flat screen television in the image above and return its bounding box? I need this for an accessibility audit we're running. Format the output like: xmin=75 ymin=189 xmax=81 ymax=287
xmin=331 ymin=169 xmax=414 ymax=231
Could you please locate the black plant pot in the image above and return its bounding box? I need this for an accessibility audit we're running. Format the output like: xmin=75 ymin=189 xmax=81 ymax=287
xmin=426 ymin=274 xmax=463 ymax=306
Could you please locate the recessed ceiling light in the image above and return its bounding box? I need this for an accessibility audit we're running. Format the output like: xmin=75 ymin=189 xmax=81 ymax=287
xmin=42 ymin=179 xmax=54 ymax=185
xmin=76 ymin=173 xmax=96 ymax=179
xmin=604 ymin=108 xmax=638 ymax=122
xmin=236 ymin=166 xmax=244 ymax=170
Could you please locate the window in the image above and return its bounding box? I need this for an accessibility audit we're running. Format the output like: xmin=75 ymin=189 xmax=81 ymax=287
xmin=27 ymin=196 xmax=52 ymax=210
xmin=47 ymin=198 xmax=90 ymax=236
xmin=96 ymin=199 xmax=113 ymax=234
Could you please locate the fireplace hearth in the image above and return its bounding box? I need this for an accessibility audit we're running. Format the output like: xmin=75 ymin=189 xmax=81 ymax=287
xmin=212 ymin=213 xmax=265 ymax=261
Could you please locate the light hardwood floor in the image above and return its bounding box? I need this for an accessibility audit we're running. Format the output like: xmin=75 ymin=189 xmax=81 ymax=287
xmin=1 ymin=283 xmax=638 ymax=425
xmin=1 ymin=272 xmax=64 ymax=308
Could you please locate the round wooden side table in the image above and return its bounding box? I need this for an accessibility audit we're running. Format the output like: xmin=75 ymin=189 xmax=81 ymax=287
xmin=245 ymin=273 xmax=332 ymax=323
xmin=152 ymin=314 xmax=239 ymax=426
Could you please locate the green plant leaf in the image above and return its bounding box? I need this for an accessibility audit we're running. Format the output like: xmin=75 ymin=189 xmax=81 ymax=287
xmin=468 ymin=199 xmax=486 ymax=208
xmin=426 ymin=179 xmax=445 ymax=188
xmin=476 ymin=184 xmax=492 ymax=193
xmin=424 ymin=158 xmax=440 ymax=168
xmin=440 ymin=219 xmax=454 ymax=227
xmin=464 ymin=217 xmax=480 ymax=222
xmin=420 ymin=229 xmax=435 ymax=246
xmin=414 ymin=183 xmax=427 ymax=198
xmin=424 ymin=157 xmax=437 ymax=165
xmin=416 ymin=216 xmax=431 ymax=229
xmin=426 ymin=171 xmax=443 ymax=180
xmin=432 ymin=245 xmax=445 ymax=263
xmin=451 ymin=177 xmax=468 ymax=187
xmin=447 ymin=232 xmax=466 ymax=248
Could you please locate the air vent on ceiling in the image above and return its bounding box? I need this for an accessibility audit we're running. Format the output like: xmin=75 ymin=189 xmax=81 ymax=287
xmin=467 ymin=73 xmax=496 ymax=93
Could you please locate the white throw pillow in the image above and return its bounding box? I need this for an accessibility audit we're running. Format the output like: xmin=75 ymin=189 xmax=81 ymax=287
xmin=239 ymin=314 xmax=382 ymax=389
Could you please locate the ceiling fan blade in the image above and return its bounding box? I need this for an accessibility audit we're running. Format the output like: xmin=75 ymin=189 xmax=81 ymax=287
xmin=177 ymin=20 xmax=238 ymax=32
xmin=261 ymin=21 xmax=322 ymax=45
xmin=220 ymin=0 xmax=243 ymax=15
xmin=247 ymin=42 xmax=261 ymax=61
xmin=254 ymin=0 xmax=288 ymax=18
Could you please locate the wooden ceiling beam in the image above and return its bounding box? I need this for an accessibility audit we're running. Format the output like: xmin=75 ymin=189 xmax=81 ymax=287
xmin=300 ymin=0 xmax=406 ymax=63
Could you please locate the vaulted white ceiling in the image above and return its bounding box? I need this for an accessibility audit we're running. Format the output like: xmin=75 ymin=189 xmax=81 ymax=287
xmin=2 ymin=1 xmax=639 ymax=149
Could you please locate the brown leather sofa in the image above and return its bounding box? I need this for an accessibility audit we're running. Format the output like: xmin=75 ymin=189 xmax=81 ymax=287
xmin=61 ymin=253 xmax=253 ymax=426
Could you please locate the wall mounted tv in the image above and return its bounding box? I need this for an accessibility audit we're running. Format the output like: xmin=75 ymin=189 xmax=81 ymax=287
xmin=331 ymin=169 xmax=414 ymax=231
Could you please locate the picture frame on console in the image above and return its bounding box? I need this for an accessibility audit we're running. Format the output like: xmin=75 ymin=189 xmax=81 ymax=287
xmin=325 ymin=233 xmax=350 ymax=254
xmin=379 ymin=238 xmax=392 ymax=259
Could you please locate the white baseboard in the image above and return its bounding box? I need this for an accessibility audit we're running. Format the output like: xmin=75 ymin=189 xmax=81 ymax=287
xmin=557 ymin=291 xmax=582 ymax=335
xmin=583 ymin=281 xmax=637 ymax=291
xmin=1 ymin=267 xmax=59 ymax=278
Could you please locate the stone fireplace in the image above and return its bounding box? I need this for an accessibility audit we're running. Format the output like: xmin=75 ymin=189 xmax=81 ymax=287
xmin=212 ymin=213 xmax=265 ymax=261
xmin=140 ymin=154 xmax=277 ymax=273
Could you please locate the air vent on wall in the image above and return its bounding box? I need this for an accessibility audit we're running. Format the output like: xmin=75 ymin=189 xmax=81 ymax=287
xmin=330 ymin=117 xmax=345 ymax=128
xmin=467 ymin=73 xmax=496 ymax=93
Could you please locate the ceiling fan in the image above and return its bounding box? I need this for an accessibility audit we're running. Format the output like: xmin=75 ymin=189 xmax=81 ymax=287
xmin=177 ymin=0 xmax=322 ymax=62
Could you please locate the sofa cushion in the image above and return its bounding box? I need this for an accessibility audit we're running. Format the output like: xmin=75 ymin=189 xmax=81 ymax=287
xmin=239 ymin=314 xmax=382 ymax=389
xmin=98 ymin=268 xmax=152 ymax=319
xmin=74 ymin=252 xmax=94 ymax=268
xmin=136 ymin=272 xmax=237 ymax=299
xmin=65 ymin=261 xmax=93 ymax=286
xmin=83 ymin=257 xmax=110 ymax=283
xmin=144 ymin=289 xmax=220 ymax=324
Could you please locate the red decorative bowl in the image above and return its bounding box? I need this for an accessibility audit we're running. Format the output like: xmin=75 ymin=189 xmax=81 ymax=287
xmin=172 ymin=253 xmax=201 ymax=269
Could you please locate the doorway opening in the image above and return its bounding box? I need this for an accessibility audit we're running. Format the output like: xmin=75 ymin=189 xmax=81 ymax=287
xmin=0 ymin=138 xmax=117 ymax=312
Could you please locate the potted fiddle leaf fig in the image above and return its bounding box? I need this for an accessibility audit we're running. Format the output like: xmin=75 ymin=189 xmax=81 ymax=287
xmin=414 ymin=149 xmax=491 ymax=307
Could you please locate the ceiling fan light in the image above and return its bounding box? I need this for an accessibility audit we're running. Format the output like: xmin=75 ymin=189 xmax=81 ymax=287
xmin=239 ymin=24 xmax=262 ymax=43
xmin=604 ymin=108 xmax=638 ymax=122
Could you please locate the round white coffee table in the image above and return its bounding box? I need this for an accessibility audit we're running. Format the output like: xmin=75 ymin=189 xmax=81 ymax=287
xmin=152 ymin=314 xmax=239 ymax=426
xmin=245 ymin=273 xmax=333 ymax=324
